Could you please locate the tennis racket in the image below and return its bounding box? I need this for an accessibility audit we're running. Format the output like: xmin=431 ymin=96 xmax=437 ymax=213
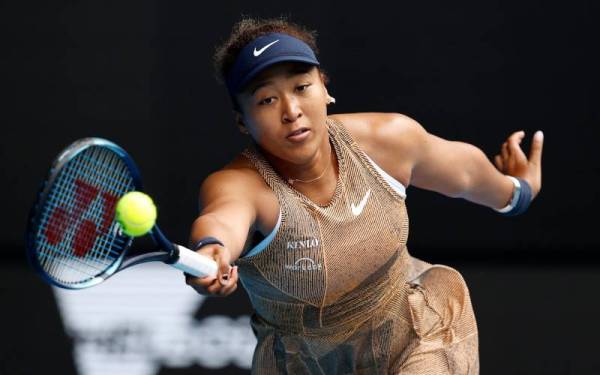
xmin=26 ymin=137 xmax=218 ymax=289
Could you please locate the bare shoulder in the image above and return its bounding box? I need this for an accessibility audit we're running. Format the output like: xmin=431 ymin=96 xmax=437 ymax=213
xmin=200 ymin=154 xmax=270 ymax=206
xmin=200 ymin=154 xmax=279 ymax=235
xmin=329 ymin=112 xmax=424 ymax=151
xmin=328 ymin=113 xmax=427 ymax=186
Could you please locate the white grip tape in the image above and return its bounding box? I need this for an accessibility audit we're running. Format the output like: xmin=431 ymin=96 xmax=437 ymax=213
xmin=171 ymin=245 xmax=218 ymax=277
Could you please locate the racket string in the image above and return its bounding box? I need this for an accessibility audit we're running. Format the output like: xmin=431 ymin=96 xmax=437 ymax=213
xmin=38 ymin=151 xmax=117 ymax=279
xmin=35 ymin=146 xmax=135 ymax=285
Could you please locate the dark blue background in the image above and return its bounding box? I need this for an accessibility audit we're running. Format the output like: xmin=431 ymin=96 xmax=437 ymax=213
xmin=1 ymin=0 xmax=599 ymax=373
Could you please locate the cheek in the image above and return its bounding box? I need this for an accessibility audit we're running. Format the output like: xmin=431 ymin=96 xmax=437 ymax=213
xmin=245 ymin=118 xmax=277 ymax=145
xmin=303 ymin=98 xmax=328 ymax=121
xmin=305 ymin=88 xmax=328 ymax=113
xmin=246 ymin=105 xmax=277 ymax=125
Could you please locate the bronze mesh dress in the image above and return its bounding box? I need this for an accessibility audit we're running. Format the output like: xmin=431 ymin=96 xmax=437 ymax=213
xmin=235 ymin=118 xmax=479 ymax=374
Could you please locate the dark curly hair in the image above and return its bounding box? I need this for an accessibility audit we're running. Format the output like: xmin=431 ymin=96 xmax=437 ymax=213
xmin=213 ymin=16 xmax=328 ymax=85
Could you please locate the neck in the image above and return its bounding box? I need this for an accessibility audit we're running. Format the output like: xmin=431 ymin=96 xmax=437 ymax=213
xmin=264 ymin=137 xmax=336 ymax=188
xmin=286 ymin=146 xmax=332 ymax=185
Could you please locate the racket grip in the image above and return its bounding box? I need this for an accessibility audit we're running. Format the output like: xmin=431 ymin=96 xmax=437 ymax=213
xmin=171 ymin=245 xmax=218 ymax=277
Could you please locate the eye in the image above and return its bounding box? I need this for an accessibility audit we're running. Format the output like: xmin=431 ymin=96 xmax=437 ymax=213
xmin=258 ymin=97 xmax=275 ymax=105
xmin=296 ymin=83 xmax=311 ymax=92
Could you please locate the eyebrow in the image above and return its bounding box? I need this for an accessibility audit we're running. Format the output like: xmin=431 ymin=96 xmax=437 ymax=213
xmin=249 ymin=65 xmax=313 ymax=95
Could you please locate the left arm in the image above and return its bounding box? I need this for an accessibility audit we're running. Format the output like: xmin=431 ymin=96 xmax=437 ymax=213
xmin=333 ymin=112 xmax=544 ymax=210
xmin=407 ymin=116 xmax=544 ymax=209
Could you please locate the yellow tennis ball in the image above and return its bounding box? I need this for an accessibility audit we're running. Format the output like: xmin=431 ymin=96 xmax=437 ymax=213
xmin=115 ymin=191 xmax=157 ymax=237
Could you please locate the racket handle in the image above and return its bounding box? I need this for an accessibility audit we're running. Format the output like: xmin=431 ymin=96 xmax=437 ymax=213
xmin=171 ymin=245 xmax=218 ymax=277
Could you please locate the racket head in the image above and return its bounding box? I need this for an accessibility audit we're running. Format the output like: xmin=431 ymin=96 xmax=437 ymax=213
xmin=26 ymin=138 xmax=145 ymax=289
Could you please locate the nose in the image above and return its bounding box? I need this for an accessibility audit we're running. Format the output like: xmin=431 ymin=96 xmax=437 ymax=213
xmin=281 ymin=95 xmax=302 ymax=124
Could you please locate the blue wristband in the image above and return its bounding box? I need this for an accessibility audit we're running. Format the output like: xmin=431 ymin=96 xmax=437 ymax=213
xmin=192 ymin=237 xmax=224 ymax=251
xmin=500 ymin=177 xmax=533 ymax=216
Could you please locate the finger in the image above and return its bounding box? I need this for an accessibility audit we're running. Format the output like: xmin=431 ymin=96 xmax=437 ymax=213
xmin=214 ymin=248 xmax=232 ymax=286
xmin=206 ymin=279 xmax=224 ymax=294
xmin=186 ymin=273 xmax=217 ymax=288
xmin=508 ymin=132 xmax=527 ymax=161
xmin=217 ymin=266 xmax=239 ymax=296
xmin=220 ymin=266 xmax=239 ymax=294
xmin=219 ymin=272 xmax=238 ymax=295
xmin=529 ymin=130 xmax=544 ymax=167
xmin=501 ymin=142 xmax=509 ymax=159
xmin=196 ymin=245 xmax=232 ymax=285
xmin=494 ymin=154 xmax=504 ymax=171
xmin=509 ymin=130 xmax=525 ymax=144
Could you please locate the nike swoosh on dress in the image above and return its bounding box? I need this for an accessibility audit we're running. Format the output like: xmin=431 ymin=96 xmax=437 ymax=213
xmin=351 ymin=189 xmax=371 ymax=216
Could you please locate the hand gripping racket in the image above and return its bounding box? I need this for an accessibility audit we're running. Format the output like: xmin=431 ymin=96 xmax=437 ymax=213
xmin=26 ymin=138 xmax=218 ymax=289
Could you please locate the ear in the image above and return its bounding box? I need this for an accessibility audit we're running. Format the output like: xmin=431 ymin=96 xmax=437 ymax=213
xmin=324 ymin=88 xmax=336 ymax=105
xmin=318 ymin=72 xmax=335 ymax=105
xmin=235 ymin=112 xmax=249 ymax=135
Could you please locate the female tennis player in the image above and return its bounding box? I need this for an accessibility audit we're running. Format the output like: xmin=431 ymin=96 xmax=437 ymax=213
xmin=186 ymin=17 xmax=543 ymax=374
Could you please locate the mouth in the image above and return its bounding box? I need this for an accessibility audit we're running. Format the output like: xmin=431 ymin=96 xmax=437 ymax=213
xmin=286 ymin=127 xmax=310 ymax=141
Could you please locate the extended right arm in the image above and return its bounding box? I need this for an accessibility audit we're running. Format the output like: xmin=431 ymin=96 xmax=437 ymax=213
xmin=186 ymin=169 xmax=259 ymax=296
